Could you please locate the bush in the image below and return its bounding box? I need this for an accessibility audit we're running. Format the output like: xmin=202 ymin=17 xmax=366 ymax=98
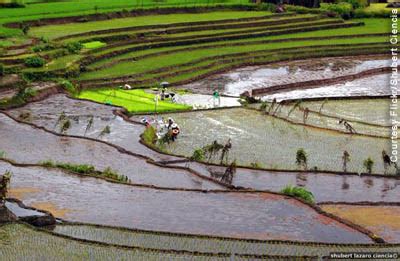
xmin=320 ymin=2 xmax=353 ymax=19
xmin=0 ymin=63 xmax=4 ymax=76
xmin=24 ymin=56 xmax=45 ymax=68
xmin=32 ymin=44 xmax=54 ymax=53
xmin=65 ymin=42 xmax=83 ymax=54
xmin=281 ymin=185 xmax=315 ymax=203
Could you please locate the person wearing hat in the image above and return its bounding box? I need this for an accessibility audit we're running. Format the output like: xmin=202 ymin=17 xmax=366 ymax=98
xmin=171 ymin=123 xmax=180 ymax=141
xmin=167 ymin=117 xmax=174 ymax=129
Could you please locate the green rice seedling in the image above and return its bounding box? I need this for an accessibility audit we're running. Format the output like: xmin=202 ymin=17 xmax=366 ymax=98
xmin=281 ymin=185 xmax=315 ymax=204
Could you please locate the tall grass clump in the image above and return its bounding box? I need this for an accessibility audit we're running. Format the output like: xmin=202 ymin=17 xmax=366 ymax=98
xmin=281 ymin=185 xmax=315 ymax=203
xmin=142 ymin=125 xmax=157 ymax=145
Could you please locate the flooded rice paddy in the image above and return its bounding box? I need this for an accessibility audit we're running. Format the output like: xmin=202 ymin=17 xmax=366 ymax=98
xmin=0 ymin=113 xmax=220 ymax=189
xmin=263 ymin=74 xmax=390 ymax=101
xmin=198 ymin=165 xmax=400 ymax=203
xmin=321 ymin=204 xmax=400 ymax=243
xmin=180 ymin=57 xmax=390 ymax=96
xmin=0 ymin=161 xmax=373 ymax=243
xmin=159 ymin=108 xmax=395 ymax=174
xmin=257 ymin=98 xmax=394 ymax=137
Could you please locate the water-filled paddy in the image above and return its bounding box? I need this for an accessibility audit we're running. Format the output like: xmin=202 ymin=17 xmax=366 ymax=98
xmin=158 ymin=108 xmax=395 ymax=173
xmin=255 ymin=98 xmax=394 ymax=137
xmin=196 ymin=164 xmax=400 ymax=203
xmin=322 ymin=204 xmax=400 ymax=243
xmin=0 ymin=113 xmax=220 ymax=189
xmin=0 ymin=161 xmax=372 ymax=243
xmin=263 ymin=73 xmax=390 ymax=101
xmin=179 ymin=57 xmax=389 ymax=96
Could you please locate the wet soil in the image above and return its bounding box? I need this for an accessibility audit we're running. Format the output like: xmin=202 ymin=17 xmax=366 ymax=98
xmin=322 ymin=204 xmax=400 ymax=243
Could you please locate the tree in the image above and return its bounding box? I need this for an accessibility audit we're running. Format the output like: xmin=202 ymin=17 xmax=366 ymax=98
xmin=296 ymin=148 xmax=308 ymax=170
xmin=363 ymin=157 xmax=374 ymax=174
xmin=342 ymin=150 xmax=350 ymax=172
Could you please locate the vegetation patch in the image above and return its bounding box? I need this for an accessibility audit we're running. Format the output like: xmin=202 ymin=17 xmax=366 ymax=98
xmin=40 ymin=160 xmax=130 ymax=183
xmin=281 ymin=185 xmax=315 ymax=204
xmin=77 ymin=89 xmax=191 ymax=113
xmin=82 ymin=41 xmax=106 ymax=49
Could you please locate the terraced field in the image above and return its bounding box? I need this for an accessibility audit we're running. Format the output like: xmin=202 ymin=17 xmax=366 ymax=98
xmin=0 ymin=2 xmax=399 ymax=258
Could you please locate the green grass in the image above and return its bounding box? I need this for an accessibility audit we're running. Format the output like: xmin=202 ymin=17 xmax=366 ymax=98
xmin=281 ymin=185 xmax=315 ymax=203
xmin=79 ymin=35 xmax=387 ymax=80
xmin=0 ymin=0 xmax=249 ymax=36
xmin=28 ymin=11 xmax=269 ymax=39
xmin=363 ymin=3 xmax=396 ymax=12
xmin=82 ymin=41 xmax=106 ymax=49
xmin=77 ymin=89 xmax=192 ymax=113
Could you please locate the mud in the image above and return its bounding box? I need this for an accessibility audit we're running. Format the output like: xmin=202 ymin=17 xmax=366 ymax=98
xmin=322 ymin=204 xmax=400 ymax=243
xmin=0 ymin=161 xmax=373 ymax=243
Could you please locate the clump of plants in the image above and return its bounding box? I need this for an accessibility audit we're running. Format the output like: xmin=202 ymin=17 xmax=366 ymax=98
xmin=190 ymin=148 xmax=205 ymax=162
xmin=281 ymin=185 xmax=315 ymax=204
xmin=0 ymin=171 xmax=12 ymax=204
xmin=296 ymin=148 xmax=308 ymax=170
xmin=98 ymin=125 xmax=111 ymax=137
xmin=60 ymin=80 xmax=78 ymax=95
xmin=142 ymin=126 xmax=157 ymax=145
xmin=65 ymin=42 xmax=83 ymax=54
xmin=250 ymin=161 xmax=262 ymax=169
xmin=24 ymin=56 xmax=45 ymax=68
xmin=40 ymin=161 xmax=130 ymax=183
xmin=363 ymin=157 xmax=374 ymax=174
xmin=59 ymin=119 xmax=71 ymax=134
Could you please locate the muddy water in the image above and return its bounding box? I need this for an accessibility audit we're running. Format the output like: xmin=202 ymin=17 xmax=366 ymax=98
xmin=0 ymin=113 xmax=221 ymax=190
xmin=180 ymin=57 xmax=390 ymax=96
xmin=321 ymin=205 xmax=400 ymax=243
xmin=295 ymin=99 xmax=392 ymax=126
xmin=160 ymin=108 xmax=395 ymax=174
xmin=259 ymin=100 xmax=392 ymax=137
xmin=174 ymin=93 xmax=241 ymax=109
xmin=0 ymin=161 xmax=373 ymax=243
xmin=7 ymin=94 xmax=172 ymax=162
xmin=263 ymin=74 xmax=390 ymax=101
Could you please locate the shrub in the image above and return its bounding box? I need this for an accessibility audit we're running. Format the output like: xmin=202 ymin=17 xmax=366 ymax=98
xmin=32 ymin=44 xmax=54 ymax=53
xmin=0 ymin=63 xmax=4 ymax=76
xmin=250 ymin=161 xmax=262 ymax=168
xmin=363 ymin=157 xmax=374 ymax=174
xmin=65 ymin=42 xmax=83 ymax=54
xmin=320 ymin=2 xmax=353 ymax=19
xmin=281 ymin=185 xmax=315 ymax=203
xmin=24 ymin=56 xmax=45 ymax=68
xmin=0 ymin=171 xmax=12 ymax=203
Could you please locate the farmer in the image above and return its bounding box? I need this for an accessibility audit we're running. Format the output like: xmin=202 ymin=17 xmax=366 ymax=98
xmin=167 ymin=117 xmax=174 ymax=129
xmin=170 ymin=123 xmax=180 ymax=141
xmin=212 ymin=90 xmax=221 ymax=107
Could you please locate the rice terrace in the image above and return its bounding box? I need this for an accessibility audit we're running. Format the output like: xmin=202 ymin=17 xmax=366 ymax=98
xmin=0 ymin=0 xmax=399 ymax=259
